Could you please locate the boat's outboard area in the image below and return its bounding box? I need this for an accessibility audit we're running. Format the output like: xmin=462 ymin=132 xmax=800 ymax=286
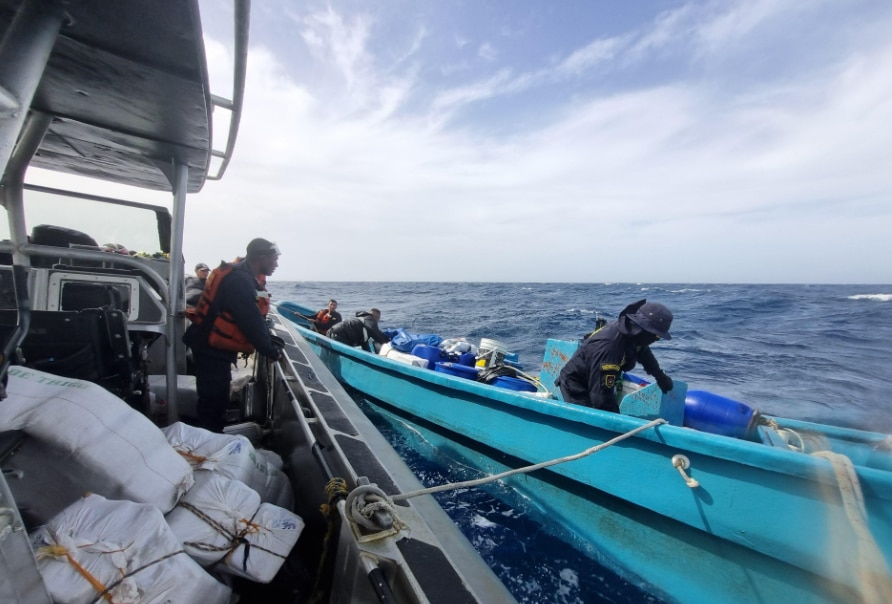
xmin=263 ymin=312 xmax=515 ymax=602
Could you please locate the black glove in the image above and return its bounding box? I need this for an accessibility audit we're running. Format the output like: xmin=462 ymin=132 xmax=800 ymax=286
xmin=654 ymin=371 xmax=673 ymax=393
xmin=269 ymin=334 xmax=285 ymax=360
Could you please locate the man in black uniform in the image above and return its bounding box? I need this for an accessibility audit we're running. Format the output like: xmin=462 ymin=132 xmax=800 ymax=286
xmin=183 ymin=238 xmax=282 ymax=432
xmin=556 ymin=299 xmax=674 ymax=412
xmin=328 ymin=308 xmax=389 ymax=352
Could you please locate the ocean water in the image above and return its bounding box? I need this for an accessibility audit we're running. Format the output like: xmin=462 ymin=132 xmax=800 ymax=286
xmin=267 ymin=282 xmax=892 ymax=602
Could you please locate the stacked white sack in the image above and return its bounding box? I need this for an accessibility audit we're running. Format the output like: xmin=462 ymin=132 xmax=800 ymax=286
xmin=257 ymin=447 xmax=284 ymax=470
xmin=31 ymin=494 xmax=231 ymax=604
xmin=163 ymin=422 xmax=293 ymax=508
xmin=1 ymin=366 xmax=193 ymax=512
xmin=226 ymin=502 xmax=305 ymax=582
xmin=166 ymin=472 xmax=303 ymax=582
xmin=166 ymin=471 xmax=260 ymax=567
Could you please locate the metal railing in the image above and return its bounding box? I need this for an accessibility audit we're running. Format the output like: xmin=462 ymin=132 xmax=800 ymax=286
xmin=207 ymin=0 xmax=251 ymax=181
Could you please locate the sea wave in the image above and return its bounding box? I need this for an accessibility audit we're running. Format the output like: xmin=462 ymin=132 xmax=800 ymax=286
xmin=270 ymin=281 xmax=892 ymax=434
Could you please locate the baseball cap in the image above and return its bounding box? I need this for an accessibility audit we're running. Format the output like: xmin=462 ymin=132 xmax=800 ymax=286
xmin=195 ymin=263 xmax=210 ymax=272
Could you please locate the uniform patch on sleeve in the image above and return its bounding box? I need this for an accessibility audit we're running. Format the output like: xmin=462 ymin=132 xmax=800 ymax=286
xmin=604 ymin=374 xmax=616 ymax=388
xmin=601 ymin=363 xmax=621 ymax=372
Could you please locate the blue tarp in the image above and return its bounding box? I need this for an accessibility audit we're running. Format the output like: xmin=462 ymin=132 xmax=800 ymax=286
xmin=384 ymin=328 xmax=443 ymax=352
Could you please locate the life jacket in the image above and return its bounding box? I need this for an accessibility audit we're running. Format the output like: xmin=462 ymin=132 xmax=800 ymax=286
xmin=188 ymin=262 xmax=270 ymax=353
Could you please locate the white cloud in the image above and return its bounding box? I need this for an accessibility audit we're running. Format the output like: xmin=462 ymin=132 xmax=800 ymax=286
xmin=555 ymin=36 xmax=624 ymax=77
xmin=30 ymin=1 xmax=889 ymax=284
xmin=478 ymin=42 xmax=498 ymax=62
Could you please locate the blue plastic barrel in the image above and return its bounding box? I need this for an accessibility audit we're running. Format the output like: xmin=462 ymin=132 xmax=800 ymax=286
xmin=434 ymin=362 xmax=479 ymax=380
xmin=411 ymin=344 xmax=442 ymax=369
xmin=684 ymin=390 xmax=758 ymax=439
xmin=458 ymin=351 xmax=477 ymax=367
xmin=491 ymin=376 xmax=537 ymax=392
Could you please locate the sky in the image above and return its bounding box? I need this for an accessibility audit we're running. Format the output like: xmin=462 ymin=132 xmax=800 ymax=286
xmin=29 ymin=0 xmax=892 ymax=283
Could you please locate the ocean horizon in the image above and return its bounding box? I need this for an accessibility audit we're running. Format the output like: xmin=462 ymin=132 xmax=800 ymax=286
xmin=268 ymin=280 xmax=891 ymax=602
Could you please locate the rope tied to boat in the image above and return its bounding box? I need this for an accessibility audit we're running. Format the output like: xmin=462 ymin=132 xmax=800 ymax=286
xmin=308 ymin=478 xmax=350 ymax=604
xmin=759 ymin=416 xmax=807 ymax=451
xmin=343 ymin=483 xmax=409 ymax=542
xmin=812 ymin=451 xmax=892 ymax=603
xmin=391 ymin=417 xmax=668 ymax=502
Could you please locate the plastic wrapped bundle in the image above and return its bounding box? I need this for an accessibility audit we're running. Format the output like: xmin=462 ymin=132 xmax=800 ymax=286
xmin=166 ymin=472 xmax=303 ymax=582
xmin=224 ymin=502 xmax=305 ymax=582
xmin=1 ymin=366 xmax=193 ymax=512
xmin=166 ymin=471 xmax=261 ymax=567
xmin=30 ymin=494 xmax=231 ymax=604
xmin=162 ymin=422 xmax=293 ymax=508
xmin=256 ymin=447 xmax=284 ymax=470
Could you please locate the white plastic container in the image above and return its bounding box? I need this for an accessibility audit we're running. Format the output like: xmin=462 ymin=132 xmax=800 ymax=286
xmin=476 ymin=338 xmax=508 ymax=368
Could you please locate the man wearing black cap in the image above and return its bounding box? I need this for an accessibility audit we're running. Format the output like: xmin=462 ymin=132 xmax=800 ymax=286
xmin=185 ymin=262 xmax=211 ymax=307
xmin=556 ymin=299 xmax=675 ymax=412
xmin=183 ymin=238 xmax=282 ymax=432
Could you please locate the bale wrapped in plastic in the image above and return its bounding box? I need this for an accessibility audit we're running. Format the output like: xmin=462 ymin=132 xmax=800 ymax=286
xmin=166 ymin=471 xmax=260 ymax=567
xmin=162 ymin=422 xmax=293 ymax=508
xmin=224 ymin=502 xmax=305 ymax=582
xmin=30 ymin=494 xmax=231 ymax=604
xmin=256 ymin=447 xmax=284 ymax=470
xmin=166 ymin=472 xmax=303 ymax=582
xmin=1 ymin=366 xmax=193 ymax=513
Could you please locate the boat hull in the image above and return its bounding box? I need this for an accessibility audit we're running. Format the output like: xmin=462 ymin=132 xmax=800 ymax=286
xmin=289 ymin=319 xmax=892 ymax=603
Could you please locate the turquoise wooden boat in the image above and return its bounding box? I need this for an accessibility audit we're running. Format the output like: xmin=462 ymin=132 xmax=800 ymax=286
xmin=277 ymin=301 xmax=892 ymax=603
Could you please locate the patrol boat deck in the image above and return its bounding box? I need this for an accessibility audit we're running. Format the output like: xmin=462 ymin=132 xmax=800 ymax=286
xmin=0 ymin=1 xmax=514 ymax=602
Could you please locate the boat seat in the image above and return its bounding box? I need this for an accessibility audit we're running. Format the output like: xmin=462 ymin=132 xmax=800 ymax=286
xmin=29 ymin=224 xmax=101 ymax=268
xmin=0 ymin=308 xmax=141 ymax=411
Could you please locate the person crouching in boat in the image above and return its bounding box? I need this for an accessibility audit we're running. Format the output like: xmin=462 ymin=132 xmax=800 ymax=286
xmin=183 ymin=238 xmax=283 ymax=432
xmin=556 ymin=300 xmax=674 ymax=412
xmin=328 ymin=308 xmax=389 ymax=352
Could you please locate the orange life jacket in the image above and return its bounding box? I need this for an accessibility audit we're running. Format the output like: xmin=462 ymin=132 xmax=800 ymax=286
xmin=188 ymin=262 xmax=270 ymax=353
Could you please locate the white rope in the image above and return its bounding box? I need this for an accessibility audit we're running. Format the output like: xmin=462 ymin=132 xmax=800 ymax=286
xmin=391 ymin=417 xmax=667 ymax=503
xmin=344 ymin=483 xmax=409 ymax=542
xmin=812 ymin=450 xmax=892 ymax=603
xmin=510 ymin=367 xmax=553 ymax=395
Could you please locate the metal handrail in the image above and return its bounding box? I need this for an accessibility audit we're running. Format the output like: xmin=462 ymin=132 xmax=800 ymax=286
xmin=207 ymin=0 xmax=251 ymax=181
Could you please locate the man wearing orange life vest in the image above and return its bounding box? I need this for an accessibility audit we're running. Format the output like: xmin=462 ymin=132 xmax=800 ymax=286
xmin=183 ymin=238 xmax=282 ymax=432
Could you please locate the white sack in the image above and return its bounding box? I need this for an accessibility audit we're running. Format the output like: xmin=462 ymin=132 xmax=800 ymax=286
xmin=224 ymin=502 xmax=304 ymax=583
xmin=31 ymin=494 xmax=230 ymax=604
xmin=163 ymin=422 xmax=293 ymax=507
xmin=378 ymin=343 xmax=429 ymax=368
xmin=1 ymin=366 xmax=193 ymax=512
xmin=165 ymin=471 xmax=261 ymax=567
xmin=257 ymin=447 xmax=284 ymax=470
